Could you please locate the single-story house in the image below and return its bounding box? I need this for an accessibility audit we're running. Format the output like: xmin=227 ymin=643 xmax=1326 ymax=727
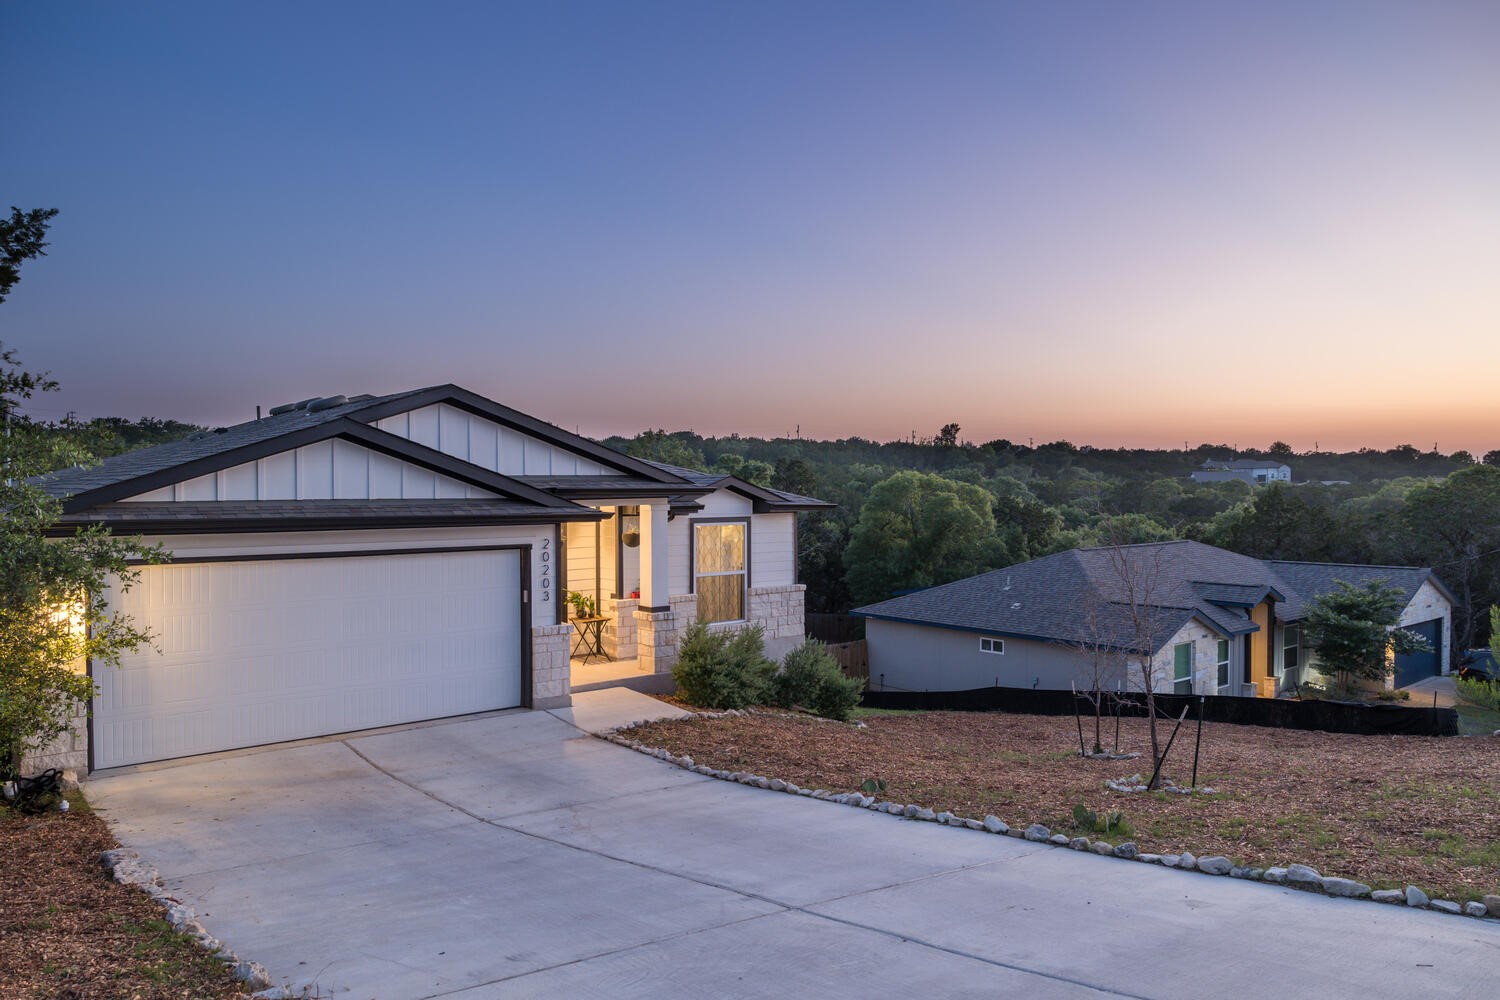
xmin=31 ymin=385 xmax=831 ymax=772
xmin=1190 ymin=459 xmax=1292 ymax=485
xmin=853 ymin=540 xmax=1452 ymax=698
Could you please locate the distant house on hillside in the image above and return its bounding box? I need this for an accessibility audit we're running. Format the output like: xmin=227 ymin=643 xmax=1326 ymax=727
xmin=853 ymin=540 xmax=1451 ymax=699
xmin=1190 ymin=458 xmax=1291 ymax=485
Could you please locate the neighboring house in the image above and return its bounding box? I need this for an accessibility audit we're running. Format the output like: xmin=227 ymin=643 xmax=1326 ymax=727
xmin=1190 ymin=458 xmax=1292 ymax=485
xmin=31 ymin=385 xmax=831 ymax=772
xmin=854 ymin=540 xmax=1451 ymax=700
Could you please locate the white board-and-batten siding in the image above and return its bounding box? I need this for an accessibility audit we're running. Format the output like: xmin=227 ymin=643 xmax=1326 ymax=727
xmin=122 ymin=439 xmax=493 ymax=502
xmin=375 ymin=404 xmax=617 ymax=477
xmin=666 ymin=489 xmax=796 ymax=595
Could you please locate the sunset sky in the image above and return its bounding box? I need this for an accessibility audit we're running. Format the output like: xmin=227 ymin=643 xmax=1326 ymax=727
xmin=4 ymin=2 xmax=1498 ymax=452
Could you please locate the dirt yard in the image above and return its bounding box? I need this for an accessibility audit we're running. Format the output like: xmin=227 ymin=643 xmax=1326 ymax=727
xmin=626 ymin=708 xmax=1500 ymax=904
xmin=0 ymin=797 xmax=245 ymax=1000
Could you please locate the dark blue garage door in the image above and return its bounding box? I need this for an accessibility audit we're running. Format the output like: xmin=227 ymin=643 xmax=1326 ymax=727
xmin=1394 ymin=619 xmax=1442 ymax=688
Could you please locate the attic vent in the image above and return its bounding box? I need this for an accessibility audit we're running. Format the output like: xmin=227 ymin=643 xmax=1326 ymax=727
xmin=348 ymin=393 xmax=375 ymax=402
xmin=1010 ymin=602 xmax=1021 ymax=610
xmin=306 ymin=395 xmax=349 ymax=412
xmin=267 ymin=402 xmax=299 ymax=415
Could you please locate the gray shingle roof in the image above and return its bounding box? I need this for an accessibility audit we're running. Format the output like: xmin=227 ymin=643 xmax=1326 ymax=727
xmin=854 ymin=540 xmax=1448 ymax=653
xmin=641 ymin=460 xmax=834 ymax=509
xmin=1264 ymin=560 xmax=1448 ymax=611
xmin=31 ymin=389 xmax=431 ymax=499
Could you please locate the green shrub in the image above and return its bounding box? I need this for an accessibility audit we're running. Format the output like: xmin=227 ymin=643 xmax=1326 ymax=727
xmin=1457 ymin=676 xmax=1500 ymax=711
xmin=672 ymin=623 xmax=775 ymax=709
xmin=773 ymin=640 xmax=865 ymax=721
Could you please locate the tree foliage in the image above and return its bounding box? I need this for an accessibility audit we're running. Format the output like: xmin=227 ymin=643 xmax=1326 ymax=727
xmin=622 ymin=428 xmax=705 ymax=470
xmin=844 ymin=471 xmax=1006 ymax=605
xmin=0 ymin=206 xmax=59 ymax=304
xmin=0 ymin=214 xmax=168 ymax=776
xmin=1299 ymin=580 xmax=1430 ymax=692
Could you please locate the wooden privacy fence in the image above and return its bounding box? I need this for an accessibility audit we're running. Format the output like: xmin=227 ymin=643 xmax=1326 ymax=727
xmin=826 ymin=639 xmax=869 ymax=681
xmin=805 ymin=613 xmax=865 ymax=644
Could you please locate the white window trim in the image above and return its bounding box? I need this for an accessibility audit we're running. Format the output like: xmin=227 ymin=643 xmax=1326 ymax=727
xmin=1215 ymin=639 xmax=1232 ymax=693
xmin=980 ymin=636 xmax=1005 ymax=654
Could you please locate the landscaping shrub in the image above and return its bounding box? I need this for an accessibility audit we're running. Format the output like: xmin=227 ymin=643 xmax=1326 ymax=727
xmin=773 ymin=640 xmax=864 ymax=721
xmin=1456 ymin=676 xmax=1500 ymax=711
xmin=672 ymin=623 xmax=775 ymax=709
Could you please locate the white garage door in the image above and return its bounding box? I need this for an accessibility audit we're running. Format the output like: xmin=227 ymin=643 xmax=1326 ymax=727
xmin=93 ymin=548 xmax=524 ymax=769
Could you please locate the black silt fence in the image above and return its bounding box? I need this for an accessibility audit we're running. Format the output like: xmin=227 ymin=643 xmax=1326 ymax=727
xmin=860 ymin=686 xmax=1459 ymax=737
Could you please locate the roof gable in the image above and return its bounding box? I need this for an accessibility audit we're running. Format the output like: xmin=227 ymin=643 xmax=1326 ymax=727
xmin=120 ymin=437 xmax=499 ymax=503
xmin=349 ymin=386 xmax=687 ymax=483
xmin=43 ymin=417 xmax=581 ymax=514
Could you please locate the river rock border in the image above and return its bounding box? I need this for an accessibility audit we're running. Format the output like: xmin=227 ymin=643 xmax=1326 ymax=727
xmin=99 ymin=848 xmax=302 ymax=999
xmin=602 ymin=714 xmax=1500 ymax=923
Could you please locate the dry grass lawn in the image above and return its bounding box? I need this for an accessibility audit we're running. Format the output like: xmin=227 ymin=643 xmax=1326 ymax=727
xmin=0 ymin=796 xmax=245 ymax=1000
xmin=627 ymin=708 xmax=1500 ymax=905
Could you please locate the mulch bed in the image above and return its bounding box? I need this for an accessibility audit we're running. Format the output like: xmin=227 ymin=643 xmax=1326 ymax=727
xmin=626 ymin=708 xmax=1500 ymax=903
xmin=0 ymin=799 xmax=245 ymax=1000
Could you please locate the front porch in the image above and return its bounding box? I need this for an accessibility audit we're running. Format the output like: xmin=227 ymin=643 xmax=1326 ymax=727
xmin=569 ymin=654 xmax=673 ymax=694
xmin=553 ymin=495 xmax=808 ymax=698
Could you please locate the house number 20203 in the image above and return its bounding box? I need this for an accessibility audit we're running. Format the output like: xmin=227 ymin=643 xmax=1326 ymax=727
xmin=539 ymin=538 xmax=551 ymax=602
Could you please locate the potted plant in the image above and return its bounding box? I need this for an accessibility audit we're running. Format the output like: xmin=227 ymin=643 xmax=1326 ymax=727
xmin=566 ymin=591 xmax=598 ymax=620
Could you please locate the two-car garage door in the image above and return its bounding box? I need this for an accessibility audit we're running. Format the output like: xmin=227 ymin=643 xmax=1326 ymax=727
xmin=93 ymin=548 xmax=525 ymax=769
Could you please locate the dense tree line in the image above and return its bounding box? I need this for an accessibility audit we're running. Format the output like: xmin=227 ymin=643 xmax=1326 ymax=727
xmin=609 ymin=427 xmax=1500 ymax=659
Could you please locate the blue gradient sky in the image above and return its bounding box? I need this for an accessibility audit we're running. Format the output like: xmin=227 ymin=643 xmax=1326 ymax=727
xmin=4 ymin=2 xmax=1498 ymax=451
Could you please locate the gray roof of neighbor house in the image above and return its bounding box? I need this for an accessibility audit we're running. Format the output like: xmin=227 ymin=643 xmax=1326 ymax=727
xmin=853 ymin=539 xmax=1449 ymax=654
xmin=1264 ymin=560 xmax=1454 ymax=611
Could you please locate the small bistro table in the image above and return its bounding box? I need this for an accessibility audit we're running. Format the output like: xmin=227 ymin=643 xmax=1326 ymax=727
xmin=570 ymin=615 xmax=611 ymax=664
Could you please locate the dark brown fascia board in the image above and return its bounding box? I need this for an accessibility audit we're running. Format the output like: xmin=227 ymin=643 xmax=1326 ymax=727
xmin=705 ymin=474 xmax=836 ymax=513
xmin=48 ymin=507 xmax=606 ymax=537
xmin=60 ymin=419 xmax=587 ymax=515
xmin=544 ymin=483 xmax=716 ymax=500
xmin=343 ymin=384 xmax=694 ymax=487
xmin=751 ymin=497 xmax=838 ymax=513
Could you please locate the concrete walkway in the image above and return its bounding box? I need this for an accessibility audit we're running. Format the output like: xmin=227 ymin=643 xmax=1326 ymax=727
xmin=1400 ymin=674 xmax=1458 ymax=708
xmin=87 ymin=691 xmax=1495 ymax=999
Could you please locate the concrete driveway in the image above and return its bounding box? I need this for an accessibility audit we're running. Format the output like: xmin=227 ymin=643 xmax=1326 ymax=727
xmin=88 ymin=690 xmax=1496 ymax=999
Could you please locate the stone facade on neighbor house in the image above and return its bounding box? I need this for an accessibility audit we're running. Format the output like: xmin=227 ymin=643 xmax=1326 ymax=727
xmin=1148 ymin=621 xmax=1225 ymax=697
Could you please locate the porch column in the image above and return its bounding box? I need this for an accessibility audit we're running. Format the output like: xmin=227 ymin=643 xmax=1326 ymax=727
xmin=638 ymin=501 xmax=669 ymax=612
xmin=635 ymin=500 xmax=678 ymax=674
